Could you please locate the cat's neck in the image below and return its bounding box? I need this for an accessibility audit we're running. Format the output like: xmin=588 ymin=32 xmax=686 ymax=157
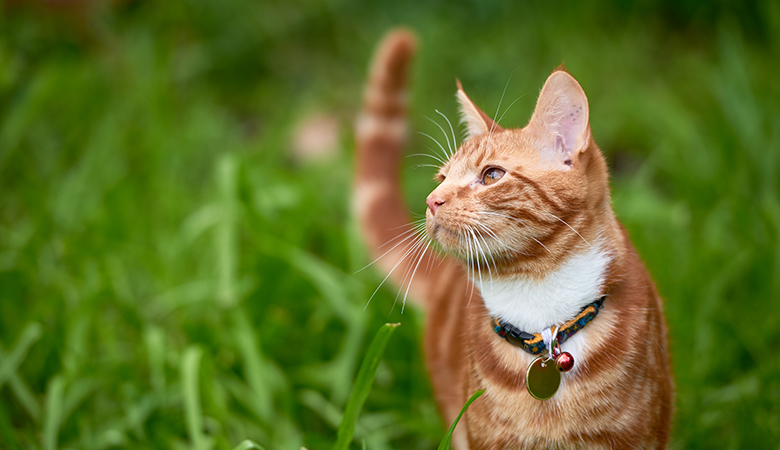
xmin=477 ymin=242 xmax=612 ymax=333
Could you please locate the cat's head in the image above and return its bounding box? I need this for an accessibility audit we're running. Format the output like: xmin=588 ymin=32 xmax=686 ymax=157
xmin=425 ymin=69 xmax=611 ymax=274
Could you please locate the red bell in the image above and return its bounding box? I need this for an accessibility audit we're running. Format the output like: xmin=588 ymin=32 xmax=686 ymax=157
xmin=554 ymin=351 xmax=574 ymax=372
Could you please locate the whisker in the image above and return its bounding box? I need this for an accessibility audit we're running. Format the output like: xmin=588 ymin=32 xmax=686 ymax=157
xmin=435 ymin=109 xmax=459 ymax=156
xmin=400 ymin=240 xmax=432 ymax=313
xmin=477 ymin=222 xmax=508 ymax=271
xmin=424 ymin=115 xmax=454 ymax=159
xmin=472 ymin=219 xmax=501 ymax=241
xmin=478 ymin=232 xmax=499 ymax=280
xmin=471 ymin=222 xmax=499 ymax=279
xmin=408 ymin=152 xmax=446 ymax=165
xmin=417 ymin=131 xmax=450 ymax=163
xmin=391 ymin=233 xmax=429 ymax=313
xmin=355 ymin=228 xmax=420 ymax=274
xmin=487 ymin=69 xmax=516 ymax=140
xmin=479 ymin=235 xmax=498 ymax=282
xmin=474 ymin=210 xmax=528 ymax=226
xmin=421 ymin=143 xmax=449 ymax=165
xmin=474 ymin=211 xmax=551 ymax=254
xmin=530 ymin=236 xmax=551 ymax=254
xmin=480 ymin=70 xmax=517 ymax=161
xmin=493 ymin=71 xmax=514 ymax=129
xmin=495 ymin=93 xmax=527 ymax=126
xmin=376 ymin=219 xmax=427 ymax=247
xmin=548 ymin=213 xmax=591 ymax=247
xmin=378 ymin=217 xmax=428 ymax=235
xmin=363 ymin=226 xmax=428 ymax=310
xmin=468 ymin=228 xmax=486 ymax=289
xmin=472 ymin=217 xmax=532 ymax=257
xmin=464 ymin=231 xmax=476 ymax=307
xmin=477 ymin=229 xmax=496 ymax=280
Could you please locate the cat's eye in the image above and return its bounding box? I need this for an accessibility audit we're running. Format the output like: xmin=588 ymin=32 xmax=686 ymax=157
xmin=434 ymin=173 xmax=446 ymax=183
xmin=481 ymin=167 xmax=505 ymax=185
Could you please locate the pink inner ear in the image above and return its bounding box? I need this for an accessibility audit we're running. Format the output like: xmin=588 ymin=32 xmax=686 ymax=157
xmin=529 ymin=71 xmax=590 ymax=166
xmin=557 ymin=103 xmax=587 ymax=155
xmin=555 ymin=135 xmax=573 ymax=167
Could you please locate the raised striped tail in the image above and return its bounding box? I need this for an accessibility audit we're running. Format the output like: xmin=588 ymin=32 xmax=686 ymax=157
xmin=354 ymin=30 xmax=449 ymax=307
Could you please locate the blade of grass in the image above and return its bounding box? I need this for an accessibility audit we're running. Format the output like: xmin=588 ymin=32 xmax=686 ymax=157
xmin=0 ymin=322 xmax=42 ymax=388
xmin=333 ymin=323 xmax=400 ymax=450
xmin=437 ymin=390 xmax=485 ymax=450
xmin=7 ymin=370 xmax=41 ymax=421
xmin=42 ymin=375 xmax=65 ymax=450
xmin=232 ymin=308 xmax=274 ymax=422
xmin=143 ymin=326 xmax=166 ymax=402
xmin=182 ymin=346 xmax=206 ymax=450
xmin=0 ymin=322 xmax=43 ymax=421
xmin=217 ymin=153 xmax=239 ymax=309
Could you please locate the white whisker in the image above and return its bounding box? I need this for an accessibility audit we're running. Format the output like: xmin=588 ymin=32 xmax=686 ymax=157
xmin=400 ymin=240 xmax=431 ymax=313
xmin=376 ymin=219 xmax=427 ymax=247
xmin=417 ymin=131 xmax=450 ymax=163
xmin=435 ymin=109 xmax=459 ymax=156
xmin=548 ymin=213 xmax=590 ymax=247
xmin=469 ymin=228 xmax=485 ymax=290
xmin=495 ymin=93 xmax=526 ymax=126
xmin=392 ymin=234 xmax=429 ymax=313
xmin=530 ymin=236 xmax=551 ymax=254
xmin=479 ymin=233 xmax=498 ymax=281
xmin=363 ymin=225 xmax=428 ymax=310
xmin=425 ymin=115 xmax=454 ymax=159
xmin=486 ymin=70 xmax=516 ymax=146
xmin=471 ymin=224 xmax=498 ymax=281
xmin=465 ymin=231 xmax=476 ymax=307
xmin=474 ymin=211 xmax=551 ymax=254
xmin=355 ymin=227 xmax=421 ymax=274
xmin=475 ymin=210 xmax=528 ymax=226
xmin=408 ymin=152 xmax=446 ymax=165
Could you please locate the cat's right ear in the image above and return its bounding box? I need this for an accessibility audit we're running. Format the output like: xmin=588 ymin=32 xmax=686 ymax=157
xmin=527 ymin=70 xmax=591 ymax=169
xmin=456 ymin=80 xmax=503 ymax=140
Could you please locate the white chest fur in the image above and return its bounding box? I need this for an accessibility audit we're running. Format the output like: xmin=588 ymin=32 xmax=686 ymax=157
xmin=478 ymin=244 xmax=611 ymax=336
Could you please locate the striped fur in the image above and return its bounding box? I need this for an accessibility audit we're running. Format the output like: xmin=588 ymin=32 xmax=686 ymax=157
xmin=354 ymin=30 xmax=673 ymax=449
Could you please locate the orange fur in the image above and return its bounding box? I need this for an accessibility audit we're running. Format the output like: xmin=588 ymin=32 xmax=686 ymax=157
xmin=355 ymin=30 xmax=673 ymax=449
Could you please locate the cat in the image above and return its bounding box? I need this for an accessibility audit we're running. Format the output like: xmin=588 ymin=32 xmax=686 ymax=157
xmin=354 ymin=30 xmax=673 ymax=449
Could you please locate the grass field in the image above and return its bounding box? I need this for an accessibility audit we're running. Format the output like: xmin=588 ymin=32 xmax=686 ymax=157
xmin=1 ymin=1 xmax=779 ymax=449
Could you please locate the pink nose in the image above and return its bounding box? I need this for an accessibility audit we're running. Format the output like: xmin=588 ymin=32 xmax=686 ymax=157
xmin=426 ymin=196 xmax=445 ymax=215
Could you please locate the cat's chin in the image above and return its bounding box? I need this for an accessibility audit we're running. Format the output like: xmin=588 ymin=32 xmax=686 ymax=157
xmin=425 ymin=227 xmax=458 ymax=254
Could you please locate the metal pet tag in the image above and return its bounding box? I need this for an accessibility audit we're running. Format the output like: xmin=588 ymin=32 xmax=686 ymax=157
xmin=526 ymin=356 xmax=561 ymax=400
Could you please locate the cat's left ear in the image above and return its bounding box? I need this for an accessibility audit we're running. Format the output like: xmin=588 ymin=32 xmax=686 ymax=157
xmin=527 ymin=70 xmax=591 ymax=169
xmin=456 ymin=80 xmax=503 ymax=140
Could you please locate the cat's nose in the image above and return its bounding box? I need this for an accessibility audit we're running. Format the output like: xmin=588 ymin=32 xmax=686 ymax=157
xmin=426 ymin=195 xmax=445 ymax=215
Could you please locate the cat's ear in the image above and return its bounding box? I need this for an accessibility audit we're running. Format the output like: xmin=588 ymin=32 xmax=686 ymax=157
xmin=456 ymin=79 xmax=503 ymax=140
xmin=527 ymin=70 xmax=590 ymax=168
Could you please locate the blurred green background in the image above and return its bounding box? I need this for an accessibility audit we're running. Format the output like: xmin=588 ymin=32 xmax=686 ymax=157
xmin=1 ymin=0 xmax=779 ymax=449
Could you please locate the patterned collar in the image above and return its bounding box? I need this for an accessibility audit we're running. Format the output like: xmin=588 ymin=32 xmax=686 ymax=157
xmin=492 ymin=296 xmax=606 ymax=355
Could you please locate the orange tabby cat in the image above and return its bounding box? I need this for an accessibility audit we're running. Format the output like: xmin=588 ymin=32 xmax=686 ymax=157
xmin=355 ymin=30 xmax=673 ymax=449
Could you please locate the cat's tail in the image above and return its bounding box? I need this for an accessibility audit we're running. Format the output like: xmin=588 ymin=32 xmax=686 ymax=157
xmin=354 ymin=30 xmax=447 ymax=306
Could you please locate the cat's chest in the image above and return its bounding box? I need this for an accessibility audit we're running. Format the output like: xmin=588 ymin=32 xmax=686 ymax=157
xmin=476 ymin=244 xmax=611 ymax=364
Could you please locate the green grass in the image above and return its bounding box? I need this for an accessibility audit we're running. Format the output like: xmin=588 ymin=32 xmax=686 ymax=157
xmin=1 ymin=1 xmax=779 ymax=449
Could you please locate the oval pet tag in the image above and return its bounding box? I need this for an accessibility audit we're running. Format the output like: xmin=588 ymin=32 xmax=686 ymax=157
xmin=526 ymin=356 xmax=561 ymax=400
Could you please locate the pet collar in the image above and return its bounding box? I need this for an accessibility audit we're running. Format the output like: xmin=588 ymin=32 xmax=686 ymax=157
xmin=492 ymin=296 xmax=606 ymax=356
